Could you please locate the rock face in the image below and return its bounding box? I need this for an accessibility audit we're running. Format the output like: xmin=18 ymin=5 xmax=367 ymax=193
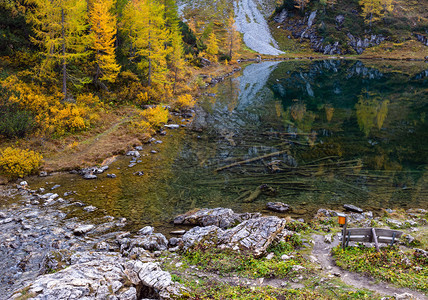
xmin=415 ymin=33 xmax=428 ymax=46
xmin=181 ymin=216 xmax=287 ymax=257
xmin=173 ymin=207 xmax=261 ymax=229
xmin=19 ymin=252 xmax=184 ymax=300
xmin=233 ymin=0 xmax=284 ymax=55
xmin=346 ymin=33 xmax=385 ymax=54
xmin=273 ymin=9 xmax=386 ymax=55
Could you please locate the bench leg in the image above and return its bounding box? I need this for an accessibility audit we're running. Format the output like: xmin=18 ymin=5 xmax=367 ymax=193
xmin=390 ymin=232 xmax=396 ymax=247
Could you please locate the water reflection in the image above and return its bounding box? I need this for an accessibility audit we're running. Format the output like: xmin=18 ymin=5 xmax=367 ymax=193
xmin=175 ymin=59 xmax=427 ymax=220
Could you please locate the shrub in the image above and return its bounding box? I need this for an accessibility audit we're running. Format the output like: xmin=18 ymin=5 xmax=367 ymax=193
xmin=136 ymin=106 xmax=169 ymax=133
xmin=0 ymin=104 xmax=35 ymax=138
xmin=43 ymin=104 xmax=88 ymax=136
xmin=172 ymin=94 xmax=195 ymax=110
xmin=0 ymin=147 xmax=43 ymax=178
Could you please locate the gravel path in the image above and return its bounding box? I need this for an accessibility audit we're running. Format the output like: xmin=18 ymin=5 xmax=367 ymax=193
xmin=311 ymin=234 xmax=428 ymax=300
xmin=234 ymin=0 xmax=284 ymax=55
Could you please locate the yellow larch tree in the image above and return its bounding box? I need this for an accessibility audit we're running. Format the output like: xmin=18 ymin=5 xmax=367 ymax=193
xmin=26 ymin=0 xmax=89 ymax=100
xmin=225 ymin=13 xmax=240 ymax=60
xmin=359 ymin=0 xmax=383 ymax=27
xmin=123 ymin=0 xmax=170 ymax=87
xmin=205 ymin=31 xmax=219 ymax=62
xmin=295 ymin=0 xmax=310 ymax=13
xmin=89 ymin=0 xmax=121 ymax=85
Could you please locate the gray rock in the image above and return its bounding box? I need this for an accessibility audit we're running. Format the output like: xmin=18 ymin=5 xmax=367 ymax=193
xmin=138 ymin=226 xmax=154 ymax=235
xmin=307 ymin=10 xmax=317 ymax=28
xmin=169 ymin=237 xmax=180 ymax=247
xmin=39 ymin=171 xmax=48 ymax=177
xmin=126 ymin=150 xmax=141 ymax=157
xmin=107 ymin=173 xmax=117 ymax=178
xmin=404 ymin=234 xmax=415 ymax=244
xmin=83 ymin=205 xmax=97 ymax=212
xmin=73 ymin=225 xmax=95 ymax=235
xmin=219 ymin=217 xmax=287 ymax=257
xmin=266 ymin=202 xmax=290 ymax=213
xmin=120 ymin=231 xmax=168 ymax=253
xmin=181 ymin=216 xmax=288 ymax=257
xmin=281 ymin=254 xmax=294 ymax=260
xmin=17 ymin=252 xmax=185 ymax=300
xmin=83 ymin=174 xmax=97 ymax=180
xmin=335 ymin=15 xmax=345 ymax=26
xmin=386 ymin=218 xmax=403 ymax=228
xmin=343 ymin=204 xmax=363 ymax=213
xmin=51 ymin=184 xmax=61 ymax=190
xmin=0 ymin=212 xmax=6 ymax=219
xmin=182 ymin=226 xmax=223 ymax=249
xmin=164 ymin=124 xmax=180 ymax=129
xmin=324 ymin=234 xmax=333 ymax=244
xmin=274 ymin=9 xmax=288 ymax=23
xmin=174 ymin=207 xmax=261 ymax=229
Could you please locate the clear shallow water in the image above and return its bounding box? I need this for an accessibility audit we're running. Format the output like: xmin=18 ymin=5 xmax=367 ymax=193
xmin=28 ymin=60 xmax=428 ymax=234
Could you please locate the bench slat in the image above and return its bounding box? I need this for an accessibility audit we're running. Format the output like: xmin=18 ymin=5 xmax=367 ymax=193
xmin=342 ymin=228 xmax=403 ymax=245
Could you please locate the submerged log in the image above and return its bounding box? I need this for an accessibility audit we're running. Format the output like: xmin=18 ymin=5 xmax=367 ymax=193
xmin=214 ymin=150 xmax=289 ymax=172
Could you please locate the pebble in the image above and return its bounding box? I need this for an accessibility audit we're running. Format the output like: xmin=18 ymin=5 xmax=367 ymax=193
xmin=51 ymin=184 xmax=61 ymax=190
xmin=107 ymin=174 xmax=117 ymax=178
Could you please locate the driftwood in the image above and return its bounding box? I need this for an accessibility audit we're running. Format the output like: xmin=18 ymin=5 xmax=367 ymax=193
xmin=263 ymin=132 xmax=316 ymax=137
xmin=243 ymin=187 xmax=262 ymax=202
xmin=215 ymin=150 xmax=289 ymax=172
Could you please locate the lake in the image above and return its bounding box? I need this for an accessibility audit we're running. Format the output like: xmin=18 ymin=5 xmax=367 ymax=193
xmin=27 ymin=59 xmax=428 ymax=234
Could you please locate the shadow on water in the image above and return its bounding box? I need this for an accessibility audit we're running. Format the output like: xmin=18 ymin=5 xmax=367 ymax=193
xmin=27 ymin=60 xmax=428 ymax=233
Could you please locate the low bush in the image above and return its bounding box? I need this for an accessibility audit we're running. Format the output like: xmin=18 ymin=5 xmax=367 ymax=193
xmin=0 ymin=104 xmax=35 ymax=138
xmin=0 ymin=147 xmax=43 ymax=178
xmin=136 ymin=105 xmax=169 ymax=133
xmin=172 ymin=94 xmax=195 ymax=110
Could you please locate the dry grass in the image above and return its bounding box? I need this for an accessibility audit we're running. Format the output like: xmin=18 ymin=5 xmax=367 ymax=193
xmin=361 ymin=40 xmax=428 ymax=60
xmin=0 ymin=106 xmax=148 ymax=174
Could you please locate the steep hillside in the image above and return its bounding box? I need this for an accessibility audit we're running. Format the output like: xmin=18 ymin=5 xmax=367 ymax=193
xmin=270 ymin=0 xmax=428 ymax=57
xmin=178 ymin=0 xmax=428 ymax=58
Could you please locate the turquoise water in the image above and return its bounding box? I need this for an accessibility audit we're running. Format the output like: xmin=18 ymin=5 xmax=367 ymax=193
xmin=28 ymin=60 xmax=428 ymax=233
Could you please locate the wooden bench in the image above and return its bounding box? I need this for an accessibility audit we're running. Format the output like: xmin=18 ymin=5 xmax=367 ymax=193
xmin=341 ymin=228 xmax=403 ymax=251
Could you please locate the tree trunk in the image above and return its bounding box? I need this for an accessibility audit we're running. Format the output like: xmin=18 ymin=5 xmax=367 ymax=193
xmin=148 ymin=22 xmax=152 ymax=87
xmin=173 ymin=66 xmax=177 ymax=94
xmin=61 ymin=8 xmax=67 ymax=101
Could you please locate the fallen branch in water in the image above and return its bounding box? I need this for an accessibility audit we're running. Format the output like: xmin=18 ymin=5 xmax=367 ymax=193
xmin=263 ymin=132 xmax=316 ymax=137
xmin=214 ymin=150 xmax=289 ymax=172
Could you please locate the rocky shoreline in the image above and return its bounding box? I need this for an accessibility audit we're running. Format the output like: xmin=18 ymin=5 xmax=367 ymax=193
xmin=1 ymin=181 xmax=426 ymax=299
